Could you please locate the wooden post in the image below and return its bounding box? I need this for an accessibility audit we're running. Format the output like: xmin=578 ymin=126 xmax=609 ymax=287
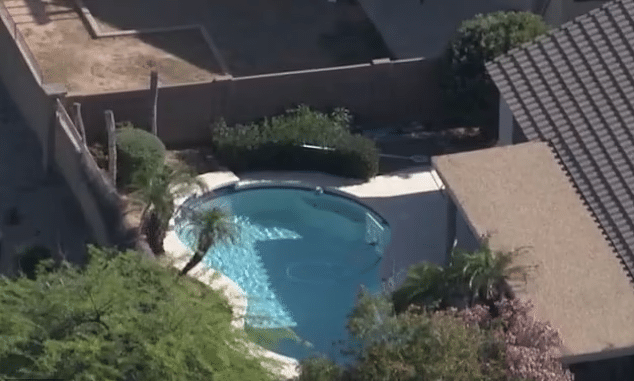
xmin=149 ymin=70 xmax=158 ymax=136
xmin=105 ymin=110 xmax=117 ymax=185
xmin=72 ymin=102 xmax=87 ymax=143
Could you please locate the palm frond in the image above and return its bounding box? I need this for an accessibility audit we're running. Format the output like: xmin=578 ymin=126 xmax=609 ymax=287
xmin=448 ymin=241 xmax=527 ymax=303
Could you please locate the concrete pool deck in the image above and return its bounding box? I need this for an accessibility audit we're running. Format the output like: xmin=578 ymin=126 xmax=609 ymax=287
xmin=162 ymin=167 xmax=446 ymax=379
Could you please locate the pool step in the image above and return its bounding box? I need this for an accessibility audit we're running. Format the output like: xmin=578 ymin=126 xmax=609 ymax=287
xmin=208 ymin=221 xmax=298 ymax=329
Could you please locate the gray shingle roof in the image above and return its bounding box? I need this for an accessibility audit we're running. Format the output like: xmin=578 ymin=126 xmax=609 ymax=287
xmin=485 ymin=0 xmax=634 ymax=279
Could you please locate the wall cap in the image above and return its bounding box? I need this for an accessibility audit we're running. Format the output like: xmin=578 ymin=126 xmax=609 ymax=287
xmin=43 ymin=83 xmax=68 ymax=97
xmin=372 ymin=58 xmax=392 ymax=65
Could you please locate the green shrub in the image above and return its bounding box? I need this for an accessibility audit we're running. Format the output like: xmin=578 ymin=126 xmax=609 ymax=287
xmin=442 ymin=11 xmax=549 ymax=131
xmin=115 ymin=126 xmax=166 ymax=188
xmin=298 ymin=356 xmax=343 ymax=381
xmin=16 ymin=246 xmax=52 ymax=280
xmin=211 ymin=106 xmax=379 ymax=180
xmin=345 ymin=288 xmax=506 ymax=381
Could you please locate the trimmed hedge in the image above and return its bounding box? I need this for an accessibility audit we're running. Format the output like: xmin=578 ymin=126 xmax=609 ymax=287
xmin=211 ymin=106 xmax=379 ymax=180
xmin=115 ymin=126 xmax=166 ymax=188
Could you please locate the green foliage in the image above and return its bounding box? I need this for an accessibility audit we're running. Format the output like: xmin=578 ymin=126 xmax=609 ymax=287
xmin=392 ymin=242 xmax=524 ymax=312
xmin=211 ymin=106 xmax=379 ymax=180
xmin=451 ymin=243 xmax=523 ymax=304
xmin=298 ymin=355 xmax=343 ymax=381
xmin=16 ymin=245 xmax=52 ymax=280
xmin=0 ymin=245 xmax=280 ymax=381
xmin=345 ymin=290 xmax=506 ymax=381
xmin=115 ymin=125 xmax=166 ymax=188
xmin=347 ymin=286 xmax=410 ymax=347
xmin=391 ymin=262 xmax=451 ymax=313
xmin=179 ymin=207 xmax=238 ymax=276
xmin=128 ymin=162 xmax=205 ymax=254
xmin=442 ymin=11 xmax=549 ymax=128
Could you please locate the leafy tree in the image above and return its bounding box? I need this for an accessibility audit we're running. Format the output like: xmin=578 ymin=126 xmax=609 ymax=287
xmin=442 ymin=11 xmax=549 ymax=132
xmin=179 ymin=207 xmax=238 ymax=276
xmin=345 ymin=288 xmax=506 ymax=381
xmin=15 ymin=245 xmax=53 ymax=279
xmin=297 ymin=355 xmax=343 ymax=381
xmin=128 ymin=162 xmax=206 ymax=255
xmin=0 ymin=245 xmax=281 ymax=381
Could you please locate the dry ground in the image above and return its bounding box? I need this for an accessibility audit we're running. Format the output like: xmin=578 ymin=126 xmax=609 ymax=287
xmin=82 ymin=0 xmax=391 ymax=76
xmin=3 ymin=0 xmax=221 ymax=92
xmin=2 ymin=0 xmax=389 ymax=93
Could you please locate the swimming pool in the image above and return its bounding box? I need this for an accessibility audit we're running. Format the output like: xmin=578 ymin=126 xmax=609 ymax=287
xmin=174 ymin=181 xmax=391 ymax=363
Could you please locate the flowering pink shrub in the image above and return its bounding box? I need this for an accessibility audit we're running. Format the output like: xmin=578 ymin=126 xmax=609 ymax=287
xmin=460 ymin=303 xmax=491 ymax=327
xmin=461 ymin=298 xmax=574 ymax=381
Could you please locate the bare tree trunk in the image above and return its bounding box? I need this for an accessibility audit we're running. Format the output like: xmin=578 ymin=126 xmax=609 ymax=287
xmin=149 ymin=70 xmax=159 ymax=136
xmin=179 ymin=252 xmax=203 ymax=276
xmin=105 ymin=110 xmax=117 ymax=185
xmin=180 ymin=235 xmax=211 ymax=276
xmin=72 ymin=102 xmax=87 ymax=144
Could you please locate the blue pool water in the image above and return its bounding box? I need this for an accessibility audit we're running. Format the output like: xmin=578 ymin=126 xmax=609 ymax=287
xmin=175 ymin=185 xmax=391 ymax=363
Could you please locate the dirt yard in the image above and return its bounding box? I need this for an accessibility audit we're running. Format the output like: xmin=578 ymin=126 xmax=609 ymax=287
xmin=2 ymin=0 xmax=389 ymax=93
xmin=2 ymin=0 xmax=222 ymax=92
xmin=83 ymin=0 xmax=391 ymax=76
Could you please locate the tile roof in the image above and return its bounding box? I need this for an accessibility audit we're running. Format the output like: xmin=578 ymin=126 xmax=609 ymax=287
xmin=485 ymin=0 xmax=634 ymax=279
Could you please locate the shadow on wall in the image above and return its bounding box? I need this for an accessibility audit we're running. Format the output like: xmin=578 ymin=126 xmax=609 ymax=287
xmin=570 ymin=353 xmax=634 ymax=381
xmin=317 ymin=18 xmax=393 ymax=65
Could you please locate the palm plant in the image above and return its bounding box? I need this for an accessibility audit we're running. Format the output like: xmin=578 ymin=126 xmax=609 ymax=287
xmin=179 ymin=207 xmax=238 ymax=276
xmin=391 ymin=262 xmax=453 ymax=313
xmin=128 ymin=162 xmax=206 ymax=255
xmin=449 ymin=242 xmax=524 ymax=306
xmin=392 ymin=242 xmax=524 ymax=313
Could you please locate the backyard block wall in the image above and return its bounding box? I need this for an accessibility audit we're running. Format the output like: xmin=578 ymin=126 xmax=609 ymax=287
xmin=67 ymin=57 xmax=442 ymax=147
xmin=55 ymin=102 xmax=129 ymax=248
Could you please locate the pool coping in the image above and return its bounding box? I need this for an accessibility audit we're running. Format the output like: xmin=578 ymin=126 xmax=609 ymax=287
xmin=194 ymin=179 xmax=391 ymax=227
